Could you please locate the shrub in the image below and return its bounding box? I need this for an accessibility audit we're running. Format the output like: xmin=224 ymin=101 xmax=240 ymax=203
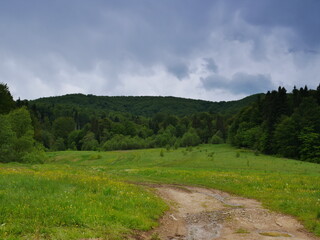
xmin=186 ymin=146 xmax=193 ymax=152
xmin=180 ymin=128 xmax=201 ymax=147
xmin=81 ymin=132 xmax=99 ymax=151
xmin=160 ymin=149 xmax=164 ymax=157
xmin=21 ymin=150 xmax=46 ymax=164
xmin=209 ymin=135 xmax=224 ymax=144
xmin=52 ymin=138 xmax=66 ymax=151
xmin=103 ymin=135 xmax=147 ymax=151
xmin=0 ymin=108 xmax=46 ymax=163
xmin=154 ymin=129 xmax=176 ymax=147
xmin=174 ymin=139 xmax=181 ymax=149
xmin=0 ymin=115 xmax=16 ymax=162
xmin=207 ymin=152 xmax=215 ymax=157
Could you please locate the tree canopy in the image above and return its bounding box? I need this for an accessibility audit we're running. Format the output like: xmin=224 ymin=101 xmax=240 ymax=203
xmin=0 ymin=83 xmax=15 ymax=114
xmin=228 ymin=85 xmax=320 ymax=163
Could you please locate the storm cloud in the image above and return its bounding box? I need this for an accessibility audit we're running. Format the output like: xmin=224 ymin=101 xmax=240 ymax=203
xmin=0 ymin=0 xmax=319 ymax=101
xmin=201 ymin=72 xmax=274 ymax=95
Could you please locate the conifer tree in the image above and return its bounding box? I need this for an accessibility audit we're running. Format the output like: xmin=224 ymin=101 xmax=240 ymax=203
xmin=0 ymin=83 xmax=15 ymax=114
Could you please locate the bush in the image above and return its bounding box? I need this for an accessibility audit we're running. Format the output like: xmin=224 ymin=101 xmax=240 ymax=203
xmin=154 ymin=129 xmax=176 ymax=147
xmin=52 ymin=138 xmax=66 ymax=151
xmin=81 ymin=132 xmax=99 ymax=151
xmin=299 ymin=128 xmax=320 ymax=162
xmin=174 ymin=140 xmax=180 ymax=149
xmin=21 ymin=150 xmax=46 ymax=164
xmin=180 ymin=128 xmax=201 ymax=147
xmin=0 ymin=108 xmax=47 ymax=163
xmin=166 ymin=145 xmax=171 ymax=151
xmin=207 ymin=152 xmax=215 ymax=157
xmin=0 ymin=115 xmax=16 ymax=162
xmin=209 ymin=135 xmax=224 ymax=144
xmin=160 ymin=149 xmax=164 ymax=157
xmin=103 ymin=135 xmax=147 ymax=151
xmin=186 ymin=146 xmax=193 ymax=152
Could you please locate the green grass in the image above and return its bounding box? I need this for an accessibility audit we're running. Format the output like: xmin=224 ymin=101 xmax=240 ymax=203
xmin=234 ymin=228 xmax=250 ymax=234
xmin=0 ymin=167 xmax=166 ymax=239
xmin=259 ymin=231 xmax=292 ymax=237
xmin=1 ymin=144 xmax=320 ymax=239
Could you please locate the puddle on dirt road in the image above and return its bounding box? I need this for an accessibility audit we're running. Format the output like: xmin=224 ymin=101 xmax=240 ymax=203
xmin=185 ymin=211 xmax=222 ymax=240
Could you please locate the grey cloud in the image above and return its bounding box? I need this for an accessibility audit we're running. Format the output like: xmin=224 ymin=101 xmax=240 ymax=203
xmin=238 ymin=0 xmax=320 ymax=49
xmin=211 ymin=0 xmax=320 ymax=61
xmin=0 ymin=0 xmax=319 ymax=100
xmin=201 ymin=72 xmax=274 ymax=95
xmin=232 ymin=72 xmax=274 ymax=94
xmin=167 ymin=62 xmax=189 ymax=80
xmin=203 ymin=58 xmax=218 ymax=73
xmin=0 ymin=1 xmax=213 ymax=71
xmin=288 ymin=48 xmax=319 ymax=55
xmin=201 ymin=74 xmax=228 ymax=89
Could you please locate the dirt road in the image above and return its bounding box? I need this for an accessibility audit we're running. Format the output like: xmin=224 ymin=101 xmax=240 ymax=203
xmin=138 ymin=185 xmax=319 ymax=240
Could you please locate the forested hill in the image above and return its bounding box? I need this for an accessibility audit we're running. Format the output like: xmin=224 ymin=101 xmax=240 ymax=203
xmin=2 ymin=81 xmax=320 ymax=164
xmin=30 ymin=94 xmax=262 ymax=117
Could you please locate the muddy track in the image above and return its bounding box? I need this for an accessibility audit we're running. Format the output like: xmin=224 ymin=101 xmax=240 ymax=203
xmin=136 ymin=185 xmax=319 ymax=240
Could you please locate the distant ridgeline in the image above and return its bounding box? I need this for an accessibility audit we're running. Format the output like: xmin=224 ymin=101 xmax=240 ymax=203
xmin=29 ymin=94 xmax=260 ymax=117
xmin=229 ymin=85 xmax=320 ymax=163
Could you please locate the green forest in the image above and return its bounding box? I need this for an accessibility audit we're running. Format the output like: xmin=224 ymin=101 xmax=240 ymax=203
xmin=229 ymin=86 xmax=320 ymax=162
xmin=1 ymin=82 xmax=320 ymax=163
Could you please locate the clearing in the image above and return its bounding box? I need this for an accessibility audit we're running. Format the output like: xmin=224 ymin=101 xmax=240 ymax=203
xmin=1 ymin=144 xmax=320 ymax=239
xmin=139 ymin=185 xmax=319 ymax=240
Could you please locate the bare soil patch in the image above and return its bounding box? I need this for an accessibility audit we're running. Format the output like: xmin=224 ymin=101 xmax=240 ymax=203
xmin=136 ymin=185 xmax=320 ymax=240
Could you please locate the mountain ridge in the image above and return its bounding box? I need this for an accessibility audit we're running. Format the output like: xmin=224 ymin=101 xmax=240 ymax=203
xmin=30 ymin=93 xmax=263 ymax=117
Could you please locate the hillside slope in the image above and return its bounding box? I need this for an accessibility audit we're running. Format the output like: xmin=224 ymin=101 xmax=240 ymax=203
xmin=30 ymin=94 xmax=263 ymax=117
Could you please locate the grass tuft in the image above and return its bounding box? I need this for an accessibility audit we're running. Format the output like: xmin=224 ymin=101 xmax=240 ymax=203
xmin=234 ymin=228 xmax=250 ymax=234
xmin=259 ymin=231 xmax=291 ymax=237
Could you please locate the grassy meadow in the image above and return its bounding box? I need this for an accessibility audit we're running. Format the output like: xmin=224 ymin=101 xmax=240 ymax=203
xmin=1 ymin=144 xmax=320 ymax=239
xmin=0 ymin=166 xmax=166 ymax=239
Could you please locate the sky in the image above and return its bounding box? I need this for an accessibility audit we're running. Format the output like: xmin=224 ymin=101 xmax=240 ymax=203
xmin=1 ymin=0 xmax=320 ymax=101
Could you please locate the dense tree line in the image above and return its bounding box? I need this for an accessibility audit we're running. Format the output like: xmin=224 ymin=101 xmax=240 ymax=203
xmin=0 ymin=83 xmax=46 ymax=163
xmin=28 ymin=105 xmax=228 ymax=152
xmin=229 ymin=85 xmax=320 ymax=163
